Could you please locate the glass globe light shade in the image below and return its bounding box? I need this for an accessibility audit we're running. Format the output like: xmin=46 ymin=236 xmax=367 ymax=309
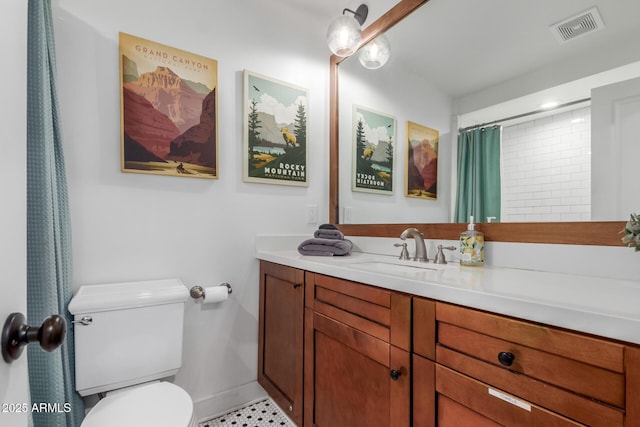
xmin=358 ymin=34 xmax=391 ymax=69
xmin=326 ymin=15 xmax=362 ymax=57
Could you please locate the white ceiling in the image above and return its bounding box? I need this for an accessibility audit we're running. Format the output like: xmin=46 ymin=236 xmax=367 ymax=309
xmin=389 ymin=0 xmax=640 ymax=94
xmin=279 ymin=0 xmax=640 ymax=125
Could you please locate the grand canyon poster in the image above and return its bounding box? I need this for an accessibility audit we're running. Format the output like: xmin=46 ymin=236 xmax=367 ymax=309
xmin=405 ymin=121 xmax=438 ymax=200
xmin=243 ymin=70 xmax=308 ymax=186
xmin=119 ymin=33 xmax=218 ymax=178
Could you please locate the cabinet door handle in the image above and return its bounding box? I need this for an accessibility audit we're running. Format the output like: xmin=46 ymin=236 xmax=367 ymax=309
xmin=292 ymin=283 xmax=301 ymax=289
xmin=390 ymin=369 xmax=402 ymax=381
xmin=498 ymin=351 xmax=515 ymax=366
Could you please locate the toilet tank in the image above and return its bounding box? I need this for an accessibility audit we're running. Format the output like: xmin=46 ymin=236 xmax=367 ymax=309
xmin=68 ymin=279 xmax=189 ymax=396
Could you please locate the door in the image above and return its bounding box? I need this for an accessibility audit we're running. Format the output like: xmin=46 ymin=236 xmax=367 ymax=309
xmin=304 ymin=309 xmax=410 ymax=427
xmin=0 ymin=1 xmax=30 ymax=426
xmin=258 ymin=261 xmax=305 ymax=425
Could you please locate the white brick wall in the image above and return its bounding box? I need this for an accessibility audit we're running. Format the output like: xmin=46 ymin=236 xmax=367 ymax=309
xmin=501 ymin=107 xmax=591 ymax=222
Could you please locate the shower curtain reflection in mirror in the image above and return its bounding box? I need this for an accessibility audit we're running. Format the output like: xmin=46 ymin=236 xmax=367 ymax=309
xmin=454 ymin=126 xmax=501 ymax=223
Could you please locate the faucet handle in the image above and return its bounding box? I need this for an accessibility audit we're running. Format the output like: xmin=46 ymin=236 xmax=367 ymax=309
xmin=394 ymin=242 xmax=410 ymax=260
xmin=434 ymin=245 xmax=456 ymax=264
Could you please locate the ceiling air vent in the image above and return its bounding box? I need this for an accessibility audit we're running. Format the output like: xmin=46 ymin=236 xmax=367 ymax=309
xmin=550 ymin=7 xmax=605 ymax=44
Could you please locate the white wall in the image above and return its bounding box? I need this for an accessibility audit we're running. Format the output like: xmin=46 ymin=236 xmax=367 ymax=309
xmin=52 ymin=0 xmax=331 ymax=417
xmin=591 ymin=77 xmax=640 ymax=221
xmin=455 ymin=37 xmax=640 ymax=116
xmin=501 ymin=107 xmax=591 ymax=222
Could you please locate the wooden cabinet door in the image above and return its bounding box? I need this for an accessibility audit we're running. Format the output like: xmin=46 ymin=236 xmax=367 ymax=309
xmin=258 ymin=261 xmax=305 ymax=425
xmin=304 ymin=309 xmax=410 ymax=427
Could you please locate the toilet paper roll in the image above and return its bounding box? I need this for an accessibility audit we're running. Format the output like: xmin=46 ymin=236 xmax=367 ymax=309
xmin=202 ymin=286 xmax=229 ymax=304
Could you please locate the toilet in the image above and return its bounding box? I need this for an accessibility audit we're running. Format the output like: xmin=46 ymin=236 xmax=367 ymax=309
xmin=68 ymin=279 xmax=196 ymax=427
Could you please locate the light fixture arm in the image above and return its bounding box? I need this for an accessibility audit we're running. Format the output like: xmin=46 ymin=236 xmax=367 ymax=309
xmin=342 ymin=4 xmax=368 ymax=26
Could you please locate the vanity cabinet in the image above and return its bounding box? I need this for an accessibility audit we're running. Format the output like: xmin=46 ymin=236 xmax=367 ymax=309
xmin=259 ymin=260 xmax=640 ymax=426
xmin=433 ymin=302 xmax=640 ymax=427
xmin=258 ymin=261 xmax=305 ymax=425
xmin=303 ymin=272 xmax=412 ymax=427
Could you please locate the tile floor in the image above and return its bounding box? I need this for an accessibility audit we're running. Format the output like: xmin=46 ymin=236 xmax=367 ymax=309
xmin=200 ymin=398 xmax=295 ymax=427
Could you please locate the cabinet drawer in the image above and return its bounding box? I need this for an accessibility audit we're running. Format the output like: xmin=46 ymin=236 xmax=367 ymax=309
xmin=436 ymin=364 xmax=585 ymax=426
xmin=436 ymin=302 xmax=625 ymax=409
xmin=305 ymin=273 xmax=411 ymax=350
xmin=436 ymin=345 xmax=624 ymax=426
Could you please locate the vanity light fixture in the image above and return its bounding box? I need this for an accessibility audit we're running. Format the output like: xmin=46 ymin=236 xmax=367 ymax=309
xmin=358 ymin=34 xmax=390 ymax=69
xmin=326 ymin=4 xmax=368 ymax=57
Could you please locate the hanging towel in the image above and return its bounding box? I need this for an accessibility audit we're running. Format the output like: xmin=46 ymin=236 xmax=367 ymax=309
xmin=297 ymin=237 xmax=353 ymax=256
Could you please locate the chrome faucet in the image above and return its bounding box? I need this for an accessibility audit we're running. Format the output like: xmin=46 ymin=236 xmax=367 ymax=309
xmin=400 ymin=228 xmax=428 ymax=262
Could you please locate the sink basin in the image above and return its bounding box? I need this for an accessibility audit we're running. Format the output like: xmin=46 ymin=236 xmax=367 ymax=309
xmin=348 ymin=260 xmax=454 ymax=275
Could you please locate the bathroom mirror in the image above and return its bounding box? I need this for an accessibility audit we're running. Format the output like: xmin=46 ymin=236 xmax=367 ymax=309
xmin=329 ymin=0 xmax=638 ymax=245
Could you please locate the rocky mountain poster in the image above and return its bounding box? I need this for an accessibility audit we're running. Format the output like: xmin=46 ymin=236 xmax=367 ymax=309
xmin=352 ymin=105 xmax=395 ymax=195
xmin=119 ymin=33 xmax=218 ymax=178
xmin=406 ymin=121 xmax=438 ymax=199
xmin=243 ymin=70 xmax=308 ymax=186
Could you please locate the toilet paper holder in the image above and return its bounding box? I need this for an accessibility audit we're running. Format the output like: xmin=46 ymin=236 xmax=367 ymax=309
xmin=189 ymin=283 xmax=232 ymax=299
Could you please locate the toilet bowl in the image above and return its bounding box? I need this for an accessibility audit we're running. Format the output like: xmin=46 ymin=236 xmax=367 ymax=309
xmin=81 ymin=382 xmax=196 ymax=427
xmin=68 ymin=279 xmax=196 ymax=427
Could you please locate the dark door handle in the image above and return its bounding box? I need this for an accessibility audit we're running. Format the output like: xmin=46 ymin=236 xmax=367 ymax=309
xmin=1 ymin=312 xmax=66 ymax=363
xmin=498 ymin=351 xmax=515 ymax=366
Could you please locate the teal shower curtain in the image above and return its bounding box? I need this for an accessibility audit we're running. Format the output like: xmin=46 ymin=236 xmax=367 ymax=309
xmin=454 ymin=126 xmax=502 ymax=223
xmin=26 ymin=0 xmax=84 ymax=425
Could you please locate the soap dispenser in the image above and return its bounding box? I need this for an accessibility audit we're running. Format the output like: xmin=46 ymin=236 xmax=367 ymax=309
xmin=459 ymin=216 xmax=484 ymax=266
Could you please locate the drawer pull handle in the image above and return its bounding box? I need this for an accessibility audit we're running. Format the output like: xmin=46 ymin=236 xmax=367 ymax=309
xmin=498 ymin=351 xmax=515 ymax=366
xmin=292 ymin=283 xmax=301 ymax=289
xmin=390 ymin=369 xmax=402 ymax=381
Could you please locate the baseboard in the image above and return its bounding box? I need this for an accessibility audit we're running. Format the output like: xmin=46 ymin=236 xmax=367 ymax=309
xmin=194 ymin=381 xmax=268 ymax=423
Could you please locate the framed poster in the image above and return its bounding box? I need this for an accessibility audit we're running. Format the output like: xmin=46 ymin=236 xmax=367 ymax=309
xmin=405 ymin=121 xmax=439 ymax=199
xmin=352 ymin=105 xmax=395 ymax=194
xmin=243 ymin=70 xmax=308 ymax=186
xmin=119 ymin=33 xmax=218 ymax=178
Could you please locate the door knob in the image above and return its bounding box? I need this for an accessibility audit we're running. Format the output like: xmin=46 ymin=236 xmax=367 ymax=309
xmin=1 ymin=312 xmax=66 ymax=363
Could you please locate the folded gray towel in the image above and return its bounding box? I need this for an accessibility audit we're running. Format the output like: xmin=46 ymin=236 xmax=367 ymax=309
xmin=314 ymin=229 xmax=344 ymax=240
xmin=297 ymin=238 xmax=353 ymax=256
xmin=319 ymin=223 xmax=340 ymax=230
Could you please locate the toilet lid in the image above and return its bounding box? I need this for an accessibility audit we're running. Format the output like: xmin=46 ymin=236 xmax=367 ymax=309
xmin=81 ymin=382 xmax=194 ymax=427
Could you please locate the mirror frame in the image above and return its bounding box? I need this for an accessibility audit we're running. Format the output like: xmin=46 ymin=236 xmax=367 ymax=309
xmin=328 ymin=0 xmax=626 ymax=246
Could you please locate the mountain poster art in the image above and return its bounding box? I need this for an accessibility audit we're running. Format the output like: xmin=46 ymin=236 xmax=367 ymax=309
xmin=243 ymin=70 xmax=308 ymax=186
xmin=406 ymin=121 xmax=439 ymax=199
xmin=352 ymin=105 xmax=395 ymax=195
xmin=119 ymin=33 xmax=218 ymax=178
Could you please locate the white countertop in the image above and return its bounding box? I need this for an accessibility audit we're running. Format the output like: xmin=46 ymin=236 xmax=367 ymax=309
xmin=257 ymin=249 xmax=640 ymax=345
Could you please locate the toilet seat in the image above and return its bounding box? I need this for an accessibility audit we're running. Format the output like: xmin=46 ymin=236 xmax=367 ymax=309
xmin=81 ymin=382 xmax=195 ymax=427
